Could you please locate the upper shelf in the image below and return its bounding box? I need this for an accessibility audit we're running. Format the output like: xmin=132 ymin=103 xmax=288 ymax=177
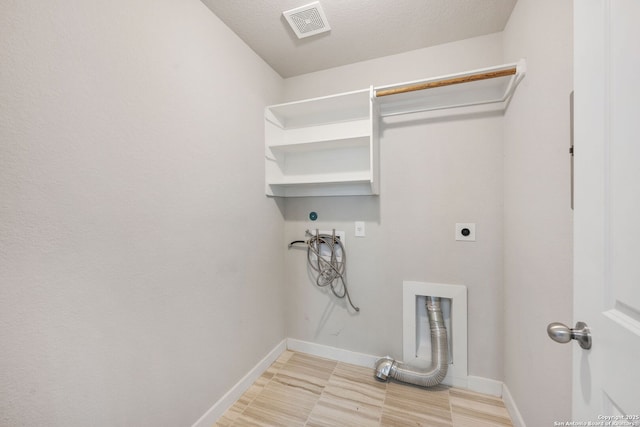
xmin=266 ymin=88 xmax=372 ymax=129
xmin=263 ymin=60 xmax=526 ymax=197
xmin=373 ymin=60 xmax=526 ymax=117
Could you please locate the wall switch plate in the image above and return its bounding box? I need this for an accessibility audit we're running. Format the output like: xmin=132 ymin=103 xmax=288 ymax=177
xmin=354 ymin=221 xmax=365 ymax=237
xmin=455 ymin=223 xmax=476 ymax=241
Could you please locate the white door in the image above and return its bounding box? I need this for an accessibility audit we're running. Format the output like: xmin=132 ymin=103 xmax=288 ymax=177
xmin=573 ymin=0 xmax=640 ymax=422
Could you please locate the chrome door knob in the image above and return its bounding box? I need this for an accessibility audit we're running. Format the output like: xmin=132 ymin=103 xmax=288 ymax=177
xmin=547 ymin=321 xmax=592 ymax=349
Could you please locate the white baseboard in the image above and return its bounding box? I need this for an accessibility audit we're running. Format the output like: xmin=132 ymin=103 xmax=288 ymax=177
xmin=192 ymin=338 xmax=525 ymax=427
xmin=286 ymin=338 xmax=380 ymax=368
xmin=502 ymin=383 xmax=526 ymax=427
xmin=191 ymin=339 xmax=287 ymax=427
xmin=467 ymin=375 xmax=504 ymax=397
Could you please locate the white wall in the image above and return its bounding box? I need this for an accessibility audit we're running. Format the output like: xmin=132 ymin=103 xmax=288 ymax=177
xmin=503 ymin=0 xmax=573 ymax=425
xmin=282 ymin=33 xmax=508 ymax=382
xmin=284 ymin=33 xmax=505 ymax=102
xmin=0 ymin=0 xmax=574 ymax=424
xmin=0 ymin=1 xmax=284 ymax=426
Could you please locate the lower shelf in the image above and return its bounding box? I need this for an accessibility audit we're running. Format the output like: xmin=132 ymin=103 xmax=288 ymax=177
xmin=267 ymin=179 xmax=377 ymax=197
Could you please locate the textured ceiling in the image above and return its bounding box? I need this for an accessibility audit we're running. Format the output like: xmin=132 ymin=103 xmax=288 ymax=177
xmin=201 ymin=0 xmax=518 ymax=78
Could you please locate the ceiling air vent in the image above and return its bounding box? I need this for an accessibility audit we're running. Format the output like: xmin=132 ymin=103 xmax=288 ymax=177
xmin=283 ymin=1 xmax=331 ymax=39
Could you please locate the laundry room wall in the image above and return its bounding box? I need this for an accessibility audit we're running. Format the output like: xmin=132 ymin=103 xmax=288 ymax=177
xmin=281 ymin=33 xmax=508 ymax=383
xmin=502 ymin=0 xmax=573 ymax=424
xmin=0 ymin=0 xmax=285 ymax=425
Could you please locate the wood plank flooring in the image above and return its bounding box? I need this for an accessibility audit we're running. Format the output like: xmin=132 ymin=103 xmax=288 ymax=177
xmin=215 ymin=351 xmax=513 ymax=427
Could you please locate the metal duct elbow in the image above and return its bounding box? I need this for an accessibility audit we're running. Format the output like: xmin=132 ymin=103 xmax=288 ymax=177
xmin=374 ymin=296 xmax=449 ymax=387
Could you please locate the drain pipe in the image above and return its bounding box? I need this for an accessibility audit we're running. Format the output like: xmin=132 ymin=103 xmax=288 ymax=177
xmin=374 ymin=296 xmax=448 ymax=387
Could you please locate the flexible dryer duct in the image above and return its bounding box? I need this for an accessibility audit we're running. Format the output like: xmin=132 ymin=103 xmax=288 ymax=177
xmin=374 ymin=296 xmax=448 ymax=387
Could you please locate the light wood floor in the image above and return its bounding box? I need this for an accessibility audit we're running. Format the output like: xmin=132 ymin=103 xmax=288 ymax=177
xmin=215 ymin=350 xmax=514 ymax=427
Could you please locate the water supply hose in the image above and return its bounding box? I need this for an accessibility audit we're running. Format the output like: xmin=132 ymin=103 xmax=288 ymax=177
xmin=305 ymin=230 xmax=359 ymax=312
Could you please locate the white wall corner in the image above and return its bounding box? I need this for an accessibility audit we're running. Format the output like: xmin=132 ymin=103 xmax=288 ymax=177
xmin=502 ymin=383 xmax=527 ymax=427
xmin=191 ymin=339 xmax=287 ymax=427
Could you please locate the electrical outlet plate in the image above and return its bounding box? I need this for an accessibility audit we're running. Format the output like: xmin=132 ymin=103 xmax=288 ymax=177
xmin=455 ymin=223 xmax=476 ymax=241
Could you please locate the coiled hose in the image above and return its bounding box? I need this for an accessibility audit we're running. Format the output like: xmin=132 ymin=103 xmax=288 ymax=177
xmin=305 ymin=230 xmax=360 ymax=312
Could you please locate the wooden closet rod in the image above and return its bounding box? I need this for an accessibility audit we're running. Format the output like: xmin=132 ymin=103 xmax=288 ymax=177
xmin=375 ymin=67 xmax=517 ymax=98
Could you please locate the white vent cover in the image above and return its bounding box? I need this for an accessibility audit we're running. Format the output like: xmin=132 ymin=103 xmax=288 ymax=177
xmin=283 ymin=2 xmax=331 ymax=39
